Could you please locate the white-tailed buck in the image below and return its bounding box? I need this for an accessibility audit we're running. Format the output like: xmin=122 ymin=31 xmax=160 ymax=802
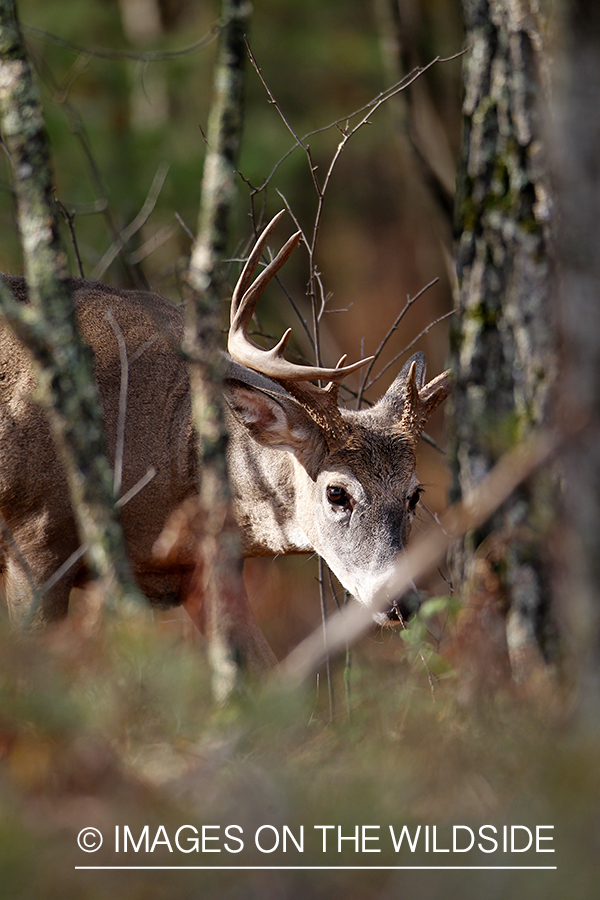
xmin=0 ymin=212 xmax=450 ymax=666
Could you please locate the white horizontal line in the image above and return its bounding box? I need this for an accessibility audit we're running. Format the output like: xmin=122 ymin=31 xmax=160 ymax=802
xmin=75 ymin=866 xmax=558 ymax=871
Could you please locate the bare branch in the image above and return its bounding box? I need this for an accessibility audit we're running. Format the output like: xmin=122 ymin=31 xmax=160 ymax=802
xmin=23 ymin=21 xmax=222 ymax=63
xmin=365 ymin=309 xmax=455 ymax=393
xmin=92 ymin=163 xmax=170 ymax=280
xmin=104 ymin=311 xmax=129 ymax=498
xmin=115 ymin=467 xmax=157 ymax=510
xmin=54 ymin=197 xmax=85 ymax=277
xmin=356 ymin=278 xmax=439 ymax=407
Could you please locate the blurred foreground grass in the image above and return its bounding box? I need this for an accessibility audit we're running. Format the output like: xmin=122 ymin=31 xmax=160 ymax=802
xmin=0 ymin=599 xmax=598 ymax=900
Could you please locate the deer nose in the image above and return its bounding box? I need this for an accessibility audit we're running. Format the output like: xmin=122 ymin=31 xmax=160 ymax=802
xmin=386 ymin=581 xmax=421 ymax=623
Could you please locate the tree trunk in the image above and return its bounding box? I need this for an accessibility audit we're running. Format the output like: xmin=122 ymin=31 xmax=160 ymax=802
xmin=552 ymin=0 xmax=600 ymax=720
xmin=449 ymin=0 xmax=556 ymax=677
xmin=185 ymin=0 xmax=273 ymax=702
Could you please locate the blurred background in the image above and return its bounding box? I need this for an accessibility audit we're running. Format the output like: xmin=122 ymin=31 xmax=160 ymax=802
xmin=2 ymin=0 xmax=463 ymax=656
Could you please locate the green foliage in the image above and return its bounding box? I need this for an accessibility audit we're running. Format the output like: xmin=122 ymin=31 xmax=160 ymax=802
xmin=399 ymin=594 xmax=459 ymax=677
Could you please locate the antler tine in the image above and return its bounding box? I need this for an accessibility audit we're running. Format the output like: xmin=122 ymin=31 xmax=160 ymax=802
xmin=399 ymin=360 xmax=451 ymax=443
xmin=325 ymin=354 xmax=347 ymax=389
xmin=231 ymin=229 xmax=303 ymax=333
xmin=419 ymin=368 xmax=451 ymax=402
xmin=230 ymin=210 xmax=287 ymax=323
xmin=228 ymin=219 xmax=374 ymax=383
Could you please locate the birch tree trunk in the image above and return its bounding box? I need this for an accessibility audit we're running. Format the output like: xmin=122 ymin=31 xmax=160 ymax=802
xmin=449 ymin=0 xmax=556 ymax=676
xmin=0 ymin=0 xmax=139 ymax=615
xmin=185 ymin=0 xmax=275 ymax=702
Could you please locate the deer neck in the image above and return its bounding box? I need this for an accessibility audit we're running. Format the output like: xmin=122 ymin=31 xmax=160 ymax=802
xmin=226 ymin=413 xmax=313 ymax=557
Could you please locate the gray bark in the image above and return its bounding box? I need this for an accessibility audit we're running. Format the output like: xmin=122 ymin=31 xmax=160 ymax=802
xmin=553 ymin=0 xmax=600 ymax=719
xmin=186 ymin=0 xmax=254 ymax=702
xmin=449 ymin=0 xmax=556 ymax=671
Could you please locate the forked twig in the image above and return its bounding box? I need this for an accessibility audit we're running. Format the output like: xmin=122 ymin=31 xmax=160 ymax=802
xmin=115 ymin=468 xmax=157 ymax=509
xmin=244 ymin=48 xmax=467 ymax=197
xmin=364 ymin=309 xmax=455 ymax=393
xmin=245 ymin=42 xmax=462 ymax=371
xmin=92 ymin=163 xmax=170 ymax=280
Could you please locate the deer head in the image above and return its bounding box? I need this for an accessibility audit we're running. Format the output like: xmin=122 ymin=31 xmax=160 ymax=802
xmin=224 ymin=212 xmax=451 ymax=621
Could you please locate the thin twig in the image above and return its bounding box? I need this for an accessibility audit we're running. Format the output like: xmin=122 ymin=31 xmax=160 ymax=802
xmin=318 ymin=557 xmax=334 ymax=724
xmin=245 ymin=39 xmax=322 ymax=199
xmin=175 ymin=211 xmax=196 ymax=244
xmin=30 ymin=50 xmax=142 ymax=287
xmin=40 ymin=545 xmax=87 ymax=597
xmin=245 ymin=51 xmax=467 ymax=196
xmin=0 ymin=512 xmax=39 ymax=601
xmin=115 ymin=467 xmax=157 ymax=509
xmin=54 ymin=197 xmax=85 ymax=277
xmin=397 ymin=610 xmax=437 ymax=701
xmin=55 ymin=51 xmax=90 ymax=103
xmin=421 ymin=431 xmax=446 ymax=454
xmin=356 ymin=278 xmax=439 ymax=407
xmin=327 ymin=569 xmax=352 ymax=720
xmin=24 ymin=21 xmax=222 ymax=63
xmin=105 ymin=311 xmax=129 ymax=498
xmin=128 ymin=224 xmax=177 ymax=265
xmin=92 ymin=163 xmax=169 ymax=280
xmin=365 ymin=309 xmax=455 ymax=392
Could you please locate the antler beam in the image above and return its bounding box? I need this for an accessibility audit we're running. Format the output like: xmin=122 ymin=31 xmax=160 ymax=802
xmin=228 ymin=212 xmax=373 ymax=383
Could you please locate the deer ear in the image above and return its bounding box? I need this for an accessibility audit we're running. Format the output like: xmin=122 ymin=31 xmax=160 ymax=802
xmin=225 ymin=380 xmax=328 ymax=478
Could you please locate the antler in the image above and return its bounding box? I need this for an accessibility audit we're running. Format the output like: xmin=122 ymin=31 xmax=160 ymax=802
xmin=228 ymin=211 xmax=373 ymax=384
xmin=399 ymin=360 xmax=451 ymax=444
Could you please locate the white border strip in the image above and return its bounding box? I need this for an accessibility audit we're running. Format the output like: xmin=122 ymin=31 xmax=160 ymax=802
xmin=75 ymin=865 xmax=557 ymax=871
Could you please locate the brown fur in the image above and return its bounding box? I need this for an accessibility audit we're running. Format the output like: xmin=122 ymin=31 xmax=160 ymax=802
xmin=0 ymin=268 xmax=450 ymax=667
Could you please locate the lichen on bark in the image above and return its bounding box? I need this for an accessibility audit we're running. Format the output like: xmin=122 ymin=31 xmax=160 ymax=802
xmin=449 ymin=0 xmax=557 ymax=670
xmin=186 ymin=0 xmax=255 ymax=702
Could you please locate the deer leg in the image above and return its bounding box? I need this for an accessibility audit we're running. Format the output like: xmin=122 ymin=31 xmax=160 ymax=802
xmin=218 ymin=561 xmax=278 ymax=672
xmin=182 ymin=554 xmax=276 ymax=674
xmin=1 ymin=510 xmax=81 ymax=629
xmin=4 ymin=552 xmax=75 ymax=629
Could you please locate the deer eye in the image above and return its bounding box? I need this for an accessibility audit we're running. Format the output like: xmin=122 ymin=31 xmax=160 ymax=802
xmin=408 ymin=487 xmax=423 ymax=511
xmin=327 ymin=485 xmax=351 ymax=509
